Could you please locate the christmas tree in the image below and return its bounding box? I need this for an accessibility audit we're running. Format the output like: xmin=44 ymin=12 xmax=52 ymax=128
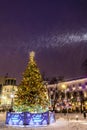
xmin=14 ymin=51 xmax=49 ymax=113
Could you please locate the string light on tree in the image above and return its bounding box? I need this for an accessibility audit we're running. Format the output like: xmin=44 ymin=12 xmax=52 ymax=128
xmin=30 ymin=51 xmax=35 ymax=62
xmin=14 ymin=51 xmax=49 ymax=113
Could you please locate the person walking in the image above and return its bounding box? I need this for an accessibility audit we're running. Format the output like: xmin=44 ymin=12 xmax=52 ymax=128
xmin=83 ymin=110 xmax=86 ymax=119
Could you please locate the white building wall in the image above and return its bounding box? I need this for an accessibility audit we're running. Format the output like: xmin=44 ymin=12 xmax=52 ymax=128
xmin=1 ymin=85 xmax=17 ymax=106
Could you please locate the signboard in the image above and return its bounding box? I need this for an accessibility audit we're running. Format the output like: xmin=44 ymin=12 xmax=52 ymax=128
xmin=49 ymin=111 xmax=55 ymax=124
xmin=5 ymin=111 xmax=55 ymax=126
xmin=5 ymin=112 xmax=25 ymax=125
xmin=25 ymin=111 xmax=49 ymax=126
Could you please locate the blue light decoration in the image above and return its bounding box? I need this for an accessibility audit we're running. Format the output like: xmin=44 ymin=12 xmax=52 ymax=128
xmin=49 ymin=111 xmax=55 ymax=124
xmin=25 ymin=111 xmax=49 ymax=126
xmin=5 ymin=112 xmax=25 ymax=126
xmin=5 ymin=111 xmax=55 ymax=127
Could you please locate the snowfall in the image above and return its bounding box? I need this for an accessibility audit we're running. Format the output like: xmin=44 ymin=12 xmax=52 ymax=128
xmin=0 ymin=112 xmax=87 ymax=130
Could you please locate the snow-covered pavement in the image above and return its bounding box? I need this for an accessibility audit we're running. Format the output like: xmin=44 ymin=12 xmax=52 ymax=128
xmin=0 ymin=112 xmax=87 ymax=130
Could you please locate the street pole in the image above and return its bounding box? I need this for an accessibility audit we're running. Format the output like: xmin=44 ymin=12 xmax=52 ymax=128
xmin=62 ymin=84 xmax=68 ymax=118
xmin=10 ymin=94 xmax=14 ymax=111
xmin=65 ymin=89 xmax=68 ymax=119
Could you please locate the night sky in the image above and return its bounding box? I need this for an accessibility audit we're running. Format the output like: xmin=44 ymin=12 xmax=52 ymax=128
xmin=0 ymin=0 xmax=87 ymax=84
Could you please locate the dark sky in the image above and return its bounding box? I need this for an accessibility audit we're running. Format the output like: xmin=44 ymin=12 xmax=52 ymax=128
xmin=0 ymin=0 xmax=87 ymax=84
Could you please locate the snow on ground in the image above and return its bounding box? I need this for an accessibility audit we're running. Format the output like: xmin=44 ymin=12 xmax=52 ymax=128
xmin=0 ymin=112 xmax=87 ymax=130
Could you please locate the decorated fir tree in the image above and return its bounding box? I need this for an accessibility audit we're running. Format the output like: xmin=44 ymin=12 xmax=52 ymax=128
xmin=14 ymin=51 xmax=49 ymax=113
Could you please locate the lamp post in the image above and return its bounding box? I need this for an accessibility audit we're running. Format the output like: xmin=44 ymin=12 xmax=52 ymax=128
xmin=10 ymin=94 xmax=14 ymax=111
xmin=10 ymin=83 xmax=15 ymax=111
xmin=45 ymin=82 xmax=49 ymax=98
xmin=62 ymin=84 xmax=68 ymax=117
xmin=45 ymin=82 xmax=52 ymax=110
xmin=62 ymin=84 xmax=67 ymax=99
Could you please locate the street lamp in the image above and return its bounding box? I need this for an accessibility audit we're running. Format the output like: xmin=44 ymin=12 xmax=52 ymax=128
xmin=10 ymin=83 xmax=15 ymax=111
xmin=61 ymin=84 xmax=69 ymax=116
xmin=45 ymin=82 xmax=53 ymax=110
xmin=10 ymin=93 xmax=14 ymax=111
xmin=45 ymin=82 xmax=49 ymax=99
xmin=62 ymin=84 xmax=67 ymax=99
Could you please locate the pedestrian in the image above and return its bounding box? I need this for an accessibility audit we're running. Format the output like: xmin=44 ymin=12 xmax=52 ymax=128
xmin=83 ymin=110 xmax=86 ymax=119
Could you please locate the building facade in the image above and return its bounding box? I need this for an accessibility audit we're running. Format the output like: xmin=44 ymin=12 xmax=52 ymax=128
xmin=46 ymin=77 xmax=87 ymax=112
xmin=58 ymin=78 xmax=87 ymax=112
xmin=0 ymin=77 xmax=17 ymax=110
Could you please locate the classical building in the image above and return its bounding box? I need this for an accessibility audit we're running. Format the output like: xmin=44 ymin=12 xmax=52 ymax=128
xmin=46 ymin=77 xmax=87 ymax=112
xmin=58 ymin=77 xmax=87 ymax=112
xmin=0 ymin=76 xmax=17 ymax=109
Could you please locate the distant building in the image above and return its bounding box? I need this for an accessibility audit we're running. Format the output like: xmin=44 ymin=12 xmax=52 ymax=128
xmin=58 ymin=77 xmax=87 ymax=91
xmin=0 ymin=76 xmax=6 ymax=95
xmin=46 ymin=77 xmax=87 ymax=112
xmin=0 ymin=76 xmax=17 ymax=107
xmin=57 ymin=77 xmax=87 ymax=112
